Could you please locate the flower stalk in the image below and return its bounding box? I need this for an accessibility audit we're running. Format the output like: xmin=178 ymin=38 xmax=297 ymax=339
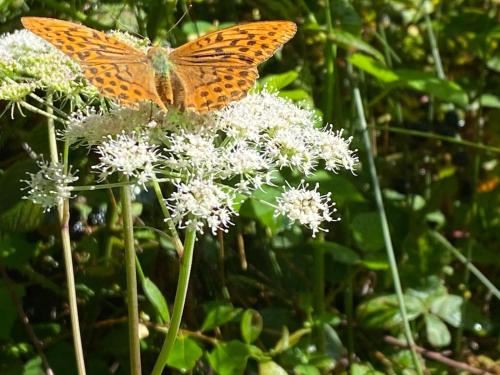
xmin=151 ymin=223 xmax=197 ymax=375
xmin=120 ymin=177 xmax=142 ymax=375
xmin=351 ymin=75 xmax=424 ymax=374
xmin=46 ymin=93 xmax=86 ymax=375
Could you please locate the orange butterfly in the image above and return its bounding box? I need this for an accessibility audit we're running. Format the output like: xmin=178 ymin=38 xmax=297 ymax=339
xmin=21 ymin=17 xmax=296 ymax=112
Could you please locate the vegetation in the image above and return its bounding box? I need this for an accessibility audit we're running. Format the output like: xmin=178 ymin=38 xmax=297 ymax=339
xmin=0 ymin=1 xmax=499 ymax=374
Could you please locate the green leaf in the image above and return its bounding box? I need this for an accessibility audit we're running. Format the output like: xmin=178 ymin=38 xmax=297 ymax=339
xmin=294 ymin=364 xmax=321 ymax=375
xmin=0 ymin=235 xmax=34 ymax=268
xmin=22 ymin=357 xmax=43 ymax=375
xmin=0 ymin=201 xmax=44 ymax=234
xmin=143 ymin=277 xmax=169 ymax=323
xmin=348 ymin=53 xmax=399 ymax=82
xmin=430 ymin=295 xmax=463 ymax=327
xmin=259 ymin=361 xmax=287 ymax=375
xmin=329 ymin=30 xmax=384 ymax=61
xmin=351 ymin=212 xmax=384 ymax=252
xmin=350 ymin=363 xmax=385 ymax=375
xmin=425 ymin=314 xmax=451 ymax=348
xmin=479 ymin=94 xmax=500 ymax=108
xmin=201 ymin=302 xmax=242 ymax=332
xmin=273 ymin=327 xmax=311 ymax=353
xmin=239 ymin=186 xmax=283 ymax=233
xmin=357 ymin=294 xmax=425 ymax=329
xmin=310 ymin=240 xmax=360 ymax=264
xmin=307 ymin=171 xmax=365 ymax=204
xmin=0 ymin=282 xmax=24 ymax=339
xmin=349 ymin=53 xmax=469 ymax=107
xmin=207 ymin=340 xmax=250 ymax=375
xmin=259 ymin=71 xmax=298 ymax=91
xmin=240 ymin=309 xmax=263 ymax=344
xmin=166 ymin=336 xmax=203 ymax=372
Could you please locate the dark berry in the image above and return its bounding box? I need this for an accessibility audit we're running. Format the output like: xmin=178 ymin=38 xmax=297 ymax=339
xmin=88 ymin=208 xmax=106 ymax=226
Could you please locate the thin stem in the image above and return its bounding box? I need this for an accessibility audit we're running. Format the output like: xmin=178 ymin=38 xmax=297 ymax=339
xmin=313 ymin=235 xmax=326 ymax=354
xmin=19 ymin=100 xmax=66 ymax=124
xmin=151 ymin=177 xmax=184 ymax=257
xmin=371 ymin=125 xmax=500 ymax=153
xmin=323 ymin=0 xmax=337 ymax=123
xmin=151 ymin=224 xmax=197 ymax=375
xmin=352 ymin=80 xmax=424 ymax=375
xmin=430 ymin=233 xmax=500 ymax=300
xmin=423 ymin=3 xmax=445 ymax=80
xmin=120 ymin=178 xmax=142 ymax=375
xmin=46 ymin=93 xmax=86 ymax=375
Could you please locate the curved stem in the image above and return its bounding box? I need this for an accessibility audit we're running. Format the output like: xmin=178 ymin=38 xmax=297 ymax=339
xmin=46 ymin=93 xmax=87 ymax=375
xmin=120 ymin=178 xmax=142 ymax=375
xmin=352 ymin=78 xmax=424 ymax=375
xmin=151 ymin=225 xmax=197 ymax=375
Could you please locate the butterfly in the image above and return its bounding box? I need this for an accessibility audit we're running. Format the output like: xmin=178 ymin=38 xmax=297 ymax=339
xmin=21 ymin=17 xmax=296 ymax=112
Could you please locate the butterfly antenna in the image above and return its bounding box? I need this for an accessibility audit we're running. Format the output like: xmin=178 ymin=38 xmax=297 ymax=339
xmin=166 ymin=2 xmax=192 ymax=36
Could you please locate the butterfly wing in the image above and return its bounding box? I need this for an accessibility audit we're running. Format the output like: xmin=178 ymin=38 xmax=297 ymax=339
xmin=21 ymin=17 xmax=165 ymax=109
xmin=168 ymin=21 xmax=296 ymax=112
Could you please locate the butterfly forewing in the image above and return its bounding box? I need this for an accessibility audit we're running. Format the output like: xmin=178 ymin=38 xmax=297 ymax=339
xmin=21 ymin=17 xmax=165 ymax=109
xmin=168 ymin=21 xmax=296 ymax=112
xmin=169 ymin=21 xmax=296 ymax=66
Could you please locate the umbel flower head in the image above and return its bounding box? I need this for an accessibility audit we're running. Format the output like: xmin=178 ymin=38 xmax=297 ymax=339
xmin=23 ymin=160 xmax=78 ymax=212
xmin=67 ymin=90 xmax=358 ymax=236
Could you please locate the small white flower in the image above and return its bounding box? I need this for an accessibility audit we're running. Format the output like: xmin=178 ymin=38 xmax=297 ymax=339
xmin=313 ymin=127 xmax=358 ymax=173
xmin=107 ymin=31 xmax=151 ymax=53
xmin=23 ymin=160 xmax=79 ymax=211
xmin=65 ymin=104 xmax=166 ymax=146
xmin=92 ymin=131 xmax=160 ymax=185
xmin=275 ymin=181 xmax=338 ymax=237
xmin=167 ymin=178 xmax=237 ymax=234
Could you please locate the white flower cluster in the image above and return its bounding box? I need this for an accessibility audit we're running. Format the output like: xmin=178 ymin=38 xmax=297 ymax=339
xmin=92 ymin=131 xmax=161 ymax=186
xmin=275 ymin=181 xmax=338 ymax=237
xmin=23 ymin=160 xmax=78 ymax=211
xmin=26 ymin=90 xmax=357 ymax=236
xmin=0 ymin=30 xmax=90 ymax=98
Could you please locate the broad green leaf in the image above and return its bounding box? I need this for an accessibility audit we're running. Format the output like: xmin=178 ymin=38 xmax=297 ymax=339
xmin=0 ymin=201 xmax=44 ymax=234
xmin=0 ymin=282 xmax=24 ymax=339
xmin=351 ymin=212 xmax=384 ymax=252
xmin=349 ymin=54 xmax=468 ymax=107
xmin=143 ymin=277 xmax=170 ymax=323
xmin=239 ymin=186 xmax=282 ymax=232
xmin=324 ymin=324 xmax=345 ymax=360
xmin=166 ymin=336 xmax=203 ymax=372
xmin=479 ymin=94 xmax=500 ymax=108
xmin=329 ymin=30 xmax=384 ymax=61
xmin=0 ymin=235 xmax=34 ymax=268
xmin=357 ymin=294 xmax=425 ymax=329
xmin=307 ymin=171 xmax=365 ymax=204
xmin=22 ymin=357 xmax=43 ymax=375
xmin=240 ymin=309 xmax=263 ymax=344
xmin=348 ymin=53 xmax=399 ymax=82
xmin=294 ymin=364 xmax=321 ymax=375
xmin=430 ymin=295 xmax=463 ymax=327
xmin=310 ymin=240 xmax=360 ymax=264
xmin=351 ymin=363 xmax=385 ymax=375
xmin=259 ymin=361 xmax=287 ymax=375
xmin=425 ymin=314 xmax=451 ymax=348
xmin=259 ymin=70 xmax=298 ymax=91
xmin=207 ymin=341 xmax=250 ymax=375
xmin=201 ymin=302 xmax=242 ymax=332
xmin=273 ymin=327 xmax=311 ymax=353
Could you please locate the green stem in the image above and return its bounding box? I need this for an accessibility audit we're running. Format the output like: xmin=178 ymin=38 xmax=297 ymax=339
xmin=151 ymin=178 xmax=184 ymax=257
xmin=371 ymin=125 xmax=500 ymax=153
xmin=352 ymin=82 xmax=424 ymax=375
xmin=323 ymin=0 xmax=337 ymax=123
xmin=313 ymin=235 xmax=326 ymax=354
xmin=423 ymin=3 xmax=445 ymax=80
xmin=120 ymin=179 xmax=142 ymax=375
xmin=46 ymin=93 xmax=86 ymax=375
xmin=151 ymin=225 xmax=197 ymax=375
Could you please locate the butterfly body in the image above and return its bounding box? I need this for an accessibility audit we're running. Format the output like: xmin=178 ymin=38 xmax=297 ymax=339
xmin=21 ymin=17 xmax=296 ymax=112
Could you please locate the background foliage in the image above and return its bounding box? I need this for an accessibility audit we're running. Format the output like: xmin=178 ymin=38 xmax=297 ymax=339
xmin=1 ymin=0 xmax=499 ymax=374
